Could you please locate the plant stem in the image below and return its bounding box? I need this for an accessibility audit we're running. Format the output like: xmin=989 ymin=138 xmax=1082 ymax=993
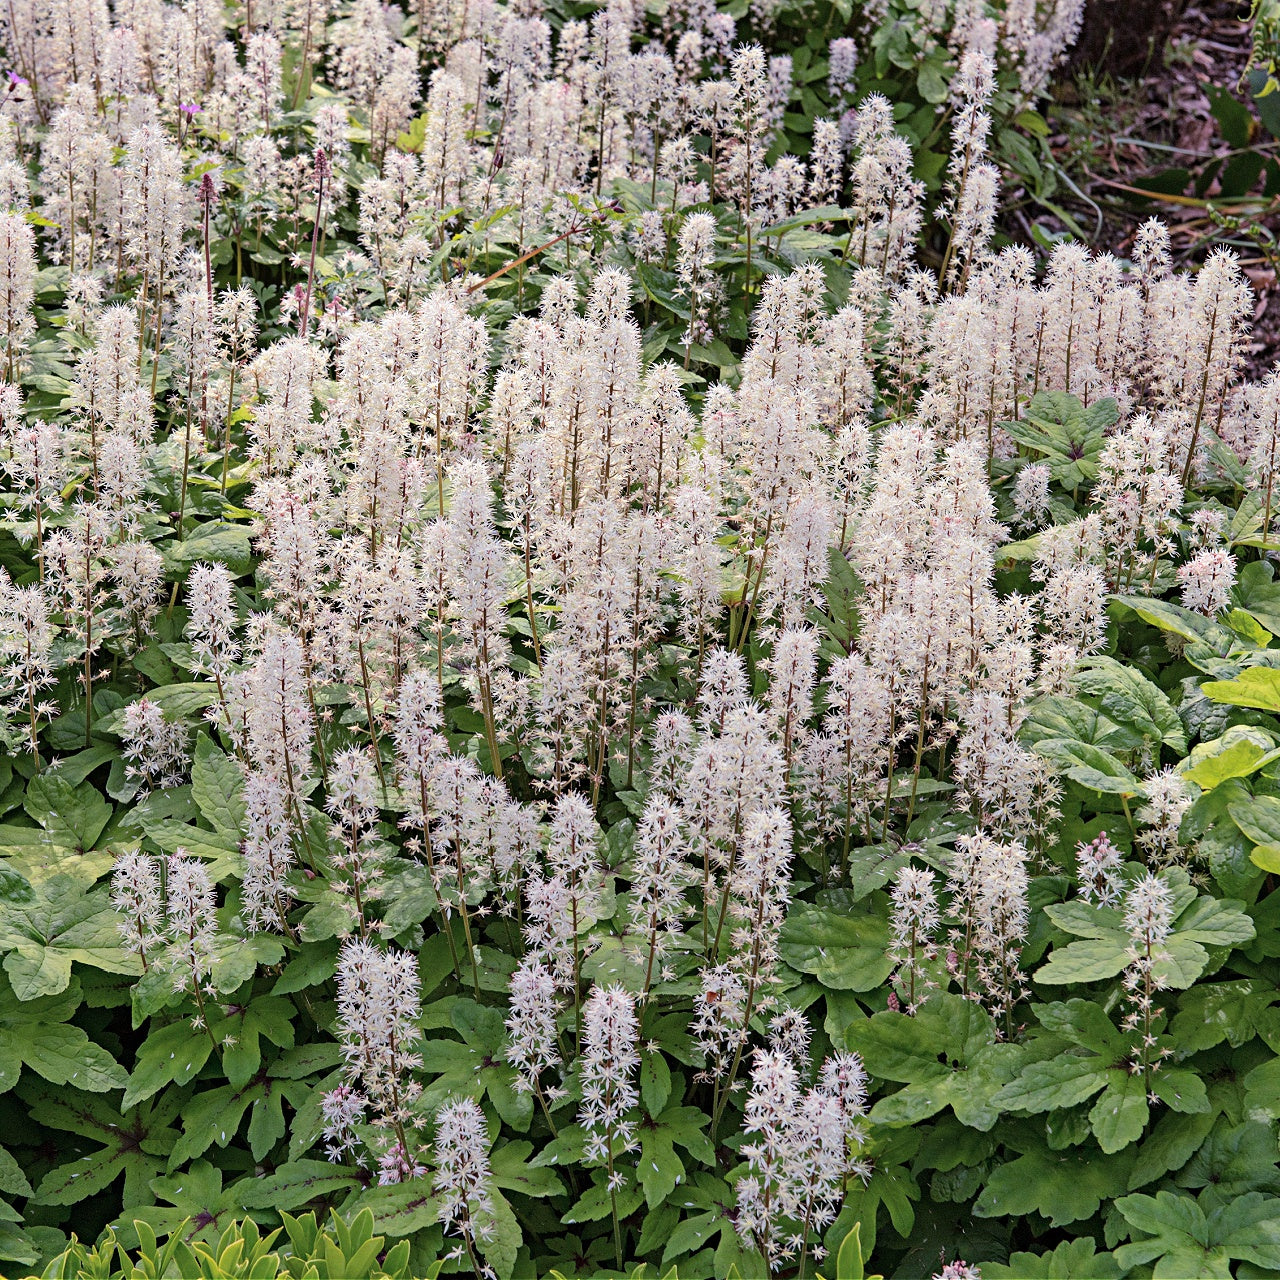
xmin=298 ymin=149 xmax=328 ymax=339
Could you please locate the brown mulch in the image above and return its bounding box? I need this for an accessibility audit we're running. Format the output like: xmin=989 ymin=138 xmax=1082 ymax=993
xmin=1042 ymin=0 xmax=1280 ymax=374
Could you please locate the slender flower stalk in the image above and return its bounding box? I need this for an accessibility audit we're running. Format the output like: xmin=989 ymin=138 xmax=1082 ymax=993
xmin=298 ymin=148 xmax=329 ymax=338
xmin=579 ymin=984 xmax=640 ymax=1270
xmin=435 ymin=1098 xmax=496 ymax=1279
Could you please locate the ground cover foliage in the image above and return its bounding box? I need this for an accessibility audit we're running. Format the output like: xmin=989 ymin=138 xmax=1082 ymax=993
xmin=1 ymin=0 xmax=1279 ymax=1276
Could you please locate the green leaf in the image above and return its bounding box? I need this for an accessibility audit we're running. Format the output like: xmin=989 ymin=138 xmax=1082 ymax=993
xmin=1035 ymin=937 xmax=1131 ymax=985
xmin=1115 ymin=1192 xmax=1207 ymax=1268
xmin=28 ymin=1090 xmax=176 ymax=1212
xmin=247 ymin=1087 xmax=284 ymax=1160
xmin=916 ymin=58 xmax=947 ymax=103
xmin=1033 ymin=998 xmax=1127 ymax=1053
xmin=190 ymin=734 xmax=246 ymax=836
xmin=41 ymin=745 xmax=116 ymax=789
xmin=641 ymin=1049 xmax=672 ymax=1119
xmin=689 ymin=337 xmax=740 ymax=371
xmin=1114 ymin=596 xmax=1233 ymax=649
xmin=845 ymin=1010 xmax=948 ymax=1085
xmin=347 ymin=1183 xmax=440 ymax=1237
xmin=268 ymin=1042 xmax=343 ymax=1080
xmin=809 ymin=547 xmax=863 ymax=651
xmin=0 ymin=974 xmax=124 ymax=1094
xmin=779 ymin=899 xmax=893 ymax=991
xmin=118 ymin=1159 xmax=241 ymax=1247
xmin=1075 ymin=656 xmax=1187 ymax=753
xmin=1152 ymin=935 xmax=1213 ymax=990
xmin=980 ymin=1237 xmax=1122 ymax=1278
xmin=0 ymin=1148 xmax=32 ymax=1199
xmin=23 ymin=776 xmax=111 ymax=850
xmin=1216 ymin=1193 xmax=1280 ymax=1268
xmin=0 ymin=1041 xmax=18 ymax=1095
xmin=995 ymin=1053 xmax=1110 ymax=1112
xmin=1207 ymin=83 xmax=1252 ymax=148
xmin=1149 ymin=1069 xmax=1209 ymax=1114
xmin=839 ymin=845 xmax=911 ymax=901
xmin=134 ymin=817 xmax=241 ymax=867
xmin=380 ymin=863 xmax=442 ymax=935
xmin=974 ymin=1147 xmax=1132 ymax=1226
xmin=98 ymin=684 xmax=220 ymax=733
xmin=1172 ymin=980 xmax=1276 ymax=1051
xmin=395 ymin=112 xmax=428 ymax=152
xmin=489 ymin=1141 xmax=563 ymax=1199
xmin=0 ymin=866 xmax=32 ymax=908
xmin=1244 ymin=1054 xmax=1280 ymax=1121
xmin=270 ymin=941 xmax=339 ymax=996
xmin=871 ymin=1046 xmax=1016 ymax=1132
xmin=19 ymin=1021 xmax=128 ymax=1092
xmin=1230 ymin=794 xmax=1280 ymax=845
xmin=1129 ymin=1107 xmax=1218 ymax=1189
xmin=657 ymin=1105 xmax=717 ymax=1165
xmin=662 ymin=1211 xmax=722 ymax=1265
xmin=853 ymin=997 xmax=1013 ymax=1130
xmin=1183 ymin=1122 xmax=1280 ymax=1205
xmin=1033 ymin=738 xmax=1140 ymax=795
xmin=167 ymin=1084 xmax=251 ymax=1165
xmin=1005 ymin=392 xmax=1114 ymax=489
xmin=234 ymin=1160 xmax=360 ymax=1210
xmin=1089 ymin=1070 xmax=1149 ymax=1153
xmin=1113 ymin=1189 xmax=1280 ymax=1272
xmin=1225 ymin=605 xmax=1272 ymax=646
xmin=208 ymin=932 xmax=283 ymax=996
xmin=416 ymin=1000 xmax=533 ymax=1131
xmin=1252 ymin=67 xmax=1280 ymax=138
xmin=0 ymin=876 xmax=141 ymax=1000
xmin=168 ymin=521 xmax=253 ymax=574
xmin=35 ymin=1147 xmax=132 ymax=1206
xmin=123 ymin=1019 xmax=217 ymax=1108
xmin=211 ymin=997 xmax=296 ymax=1089
xmin=1020 ymin=696 xmax=1129 ymax=750
xmin=1172 ymin=895 xmax=1255 ymax=948
xmin=1015 ymin=109 xmax=1051 ymax=138
xmin=565 ymin=1177 xmax=644 ymax=1223
xmin=1042 ymin=901 xmax=1128 ymax=940
xmin=478 ymin=1189 xmax=521 ymax=1280
xmin=638 ymin=1125 xmax=684 ymax=1209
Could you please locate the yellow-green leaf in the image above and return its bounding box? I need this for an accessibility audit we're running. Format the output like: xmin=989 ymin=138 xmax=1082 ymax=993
xmin=1181 ymin=726 xmax=1280 ymax=790
xmin=1251 ymin=843 xmax=1280 ymax=872
xmin=1202 ymin=667 xmax=1280 ymax=713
